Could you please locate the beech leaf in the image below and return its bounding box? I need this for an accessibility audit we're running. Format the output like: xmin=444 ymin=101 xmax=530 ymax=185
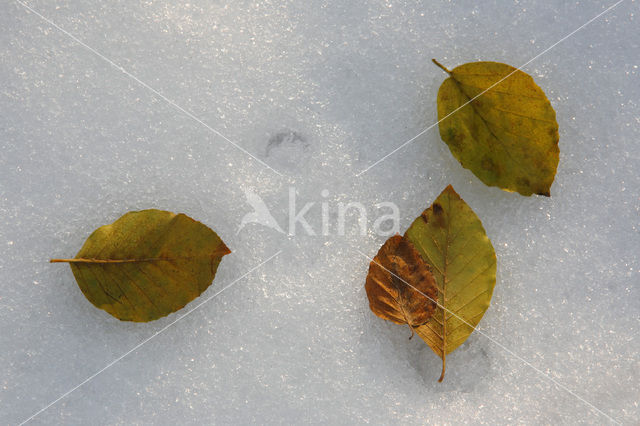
xmin=365 ymin=235 xmax=438 ymax=336
xmin=405 ymin=185 xmax=496 ymax=381
xmin=51 ymin=209 xmax=231 ymax=322
xmin=433 ymin=59 xmax=559 ymax=196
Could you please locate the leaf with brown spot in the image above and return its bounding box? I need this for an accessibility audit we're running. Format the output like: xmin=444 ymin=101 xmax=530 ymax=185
xmin=51 ymin=209 xmax=231 ymax=322
xmin=433 ymin=59 xmax=560 ymax=196
xmin=365 ymin=235 xmax=437 ymax=335
xmin=405 ymin=185 xmax=497 ymax=381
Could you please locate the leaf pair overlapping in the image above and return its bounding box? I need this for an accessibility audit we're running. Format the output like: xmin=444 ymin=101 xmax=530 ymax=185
xmin=365 ymin=186 xmax=496 ymax=381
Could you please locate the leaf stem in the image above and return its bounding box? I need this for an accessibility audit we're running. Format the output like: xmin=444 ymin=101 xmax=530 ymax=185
xmin=438 ymin=357 xmax=446 ymax=382
xmin=432 ymin=59 xmax=451 ymax=74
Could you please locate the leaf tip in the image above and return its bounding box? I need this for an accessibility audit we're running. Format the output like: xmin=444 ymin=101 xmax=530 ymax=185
xmin=212 ymin=243 xmax=232 ymax=259
xmin=441 ymin=184 xmax=460 ymax=198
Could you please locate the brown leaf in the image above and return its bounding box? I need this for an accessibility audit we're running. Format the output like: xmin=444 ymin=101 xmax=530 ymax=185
xmin=365 ymin=235 xmax=437 ymax=331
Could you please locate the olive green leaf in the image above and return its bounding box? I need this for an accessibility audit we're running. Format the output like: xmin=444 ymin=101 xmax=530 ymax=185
xmin=51 ymin=209 xmax=231 ymax=322
xmin=433 ymin=59 xmax=559 ymax=196
xmin=405 ymin=185 xmax=496 ymax=381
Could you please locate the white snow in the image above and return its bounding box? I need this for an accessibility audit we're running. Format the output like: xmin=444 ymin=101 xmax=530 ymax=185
xmin=1 ymin=0 xmax=638 ymax=424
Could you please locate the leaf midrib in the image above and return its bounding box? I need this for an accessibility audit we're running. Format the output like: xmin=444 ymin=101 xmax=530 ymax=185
xmin=439 ymin=193 xmax=452 ymax=377
xmin=50 ymin=254 xmax=224 ymax=263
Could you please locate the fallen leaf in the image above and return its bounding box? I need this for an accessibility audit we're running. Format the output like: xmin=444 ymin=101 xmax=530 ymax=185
xmin=433 ymin=59 xmax=559 ymax=196
xmin=51 ymin=209 xmax=231 ymax=322
xmin=365 ymin=235 xmax=437 ymax=335
xmin=405 ymin=185 xmax=497 ymax=381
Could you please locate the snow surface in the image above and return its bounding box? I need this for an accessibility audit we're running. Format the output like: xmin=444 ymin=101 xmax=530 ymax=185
xmin=1 ymin=0 xmax=639 ymax=424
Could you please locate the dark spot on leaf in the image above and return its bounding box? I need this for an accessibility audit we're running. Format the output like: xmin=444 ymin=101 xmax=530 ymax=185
xmin=481 ymin=157 xmax=495 ymax=171
xmin=433 ymin=203 xmax=443 ymax=215
xmin=446 ymin=128 xmax=466 ymax=152
xmin=421 ymin=211 xmax=429 ymax=223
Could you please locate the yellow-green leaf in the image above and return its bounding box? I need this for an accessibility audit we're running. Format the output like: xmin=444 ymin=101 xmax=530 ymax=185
xmin=405 ymin=185 xmax=496 ymax=381
xmin=434 ymin=59 xmax=559 ymax=196
xmin=51 ymin=209 xmax=231 ymax=322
